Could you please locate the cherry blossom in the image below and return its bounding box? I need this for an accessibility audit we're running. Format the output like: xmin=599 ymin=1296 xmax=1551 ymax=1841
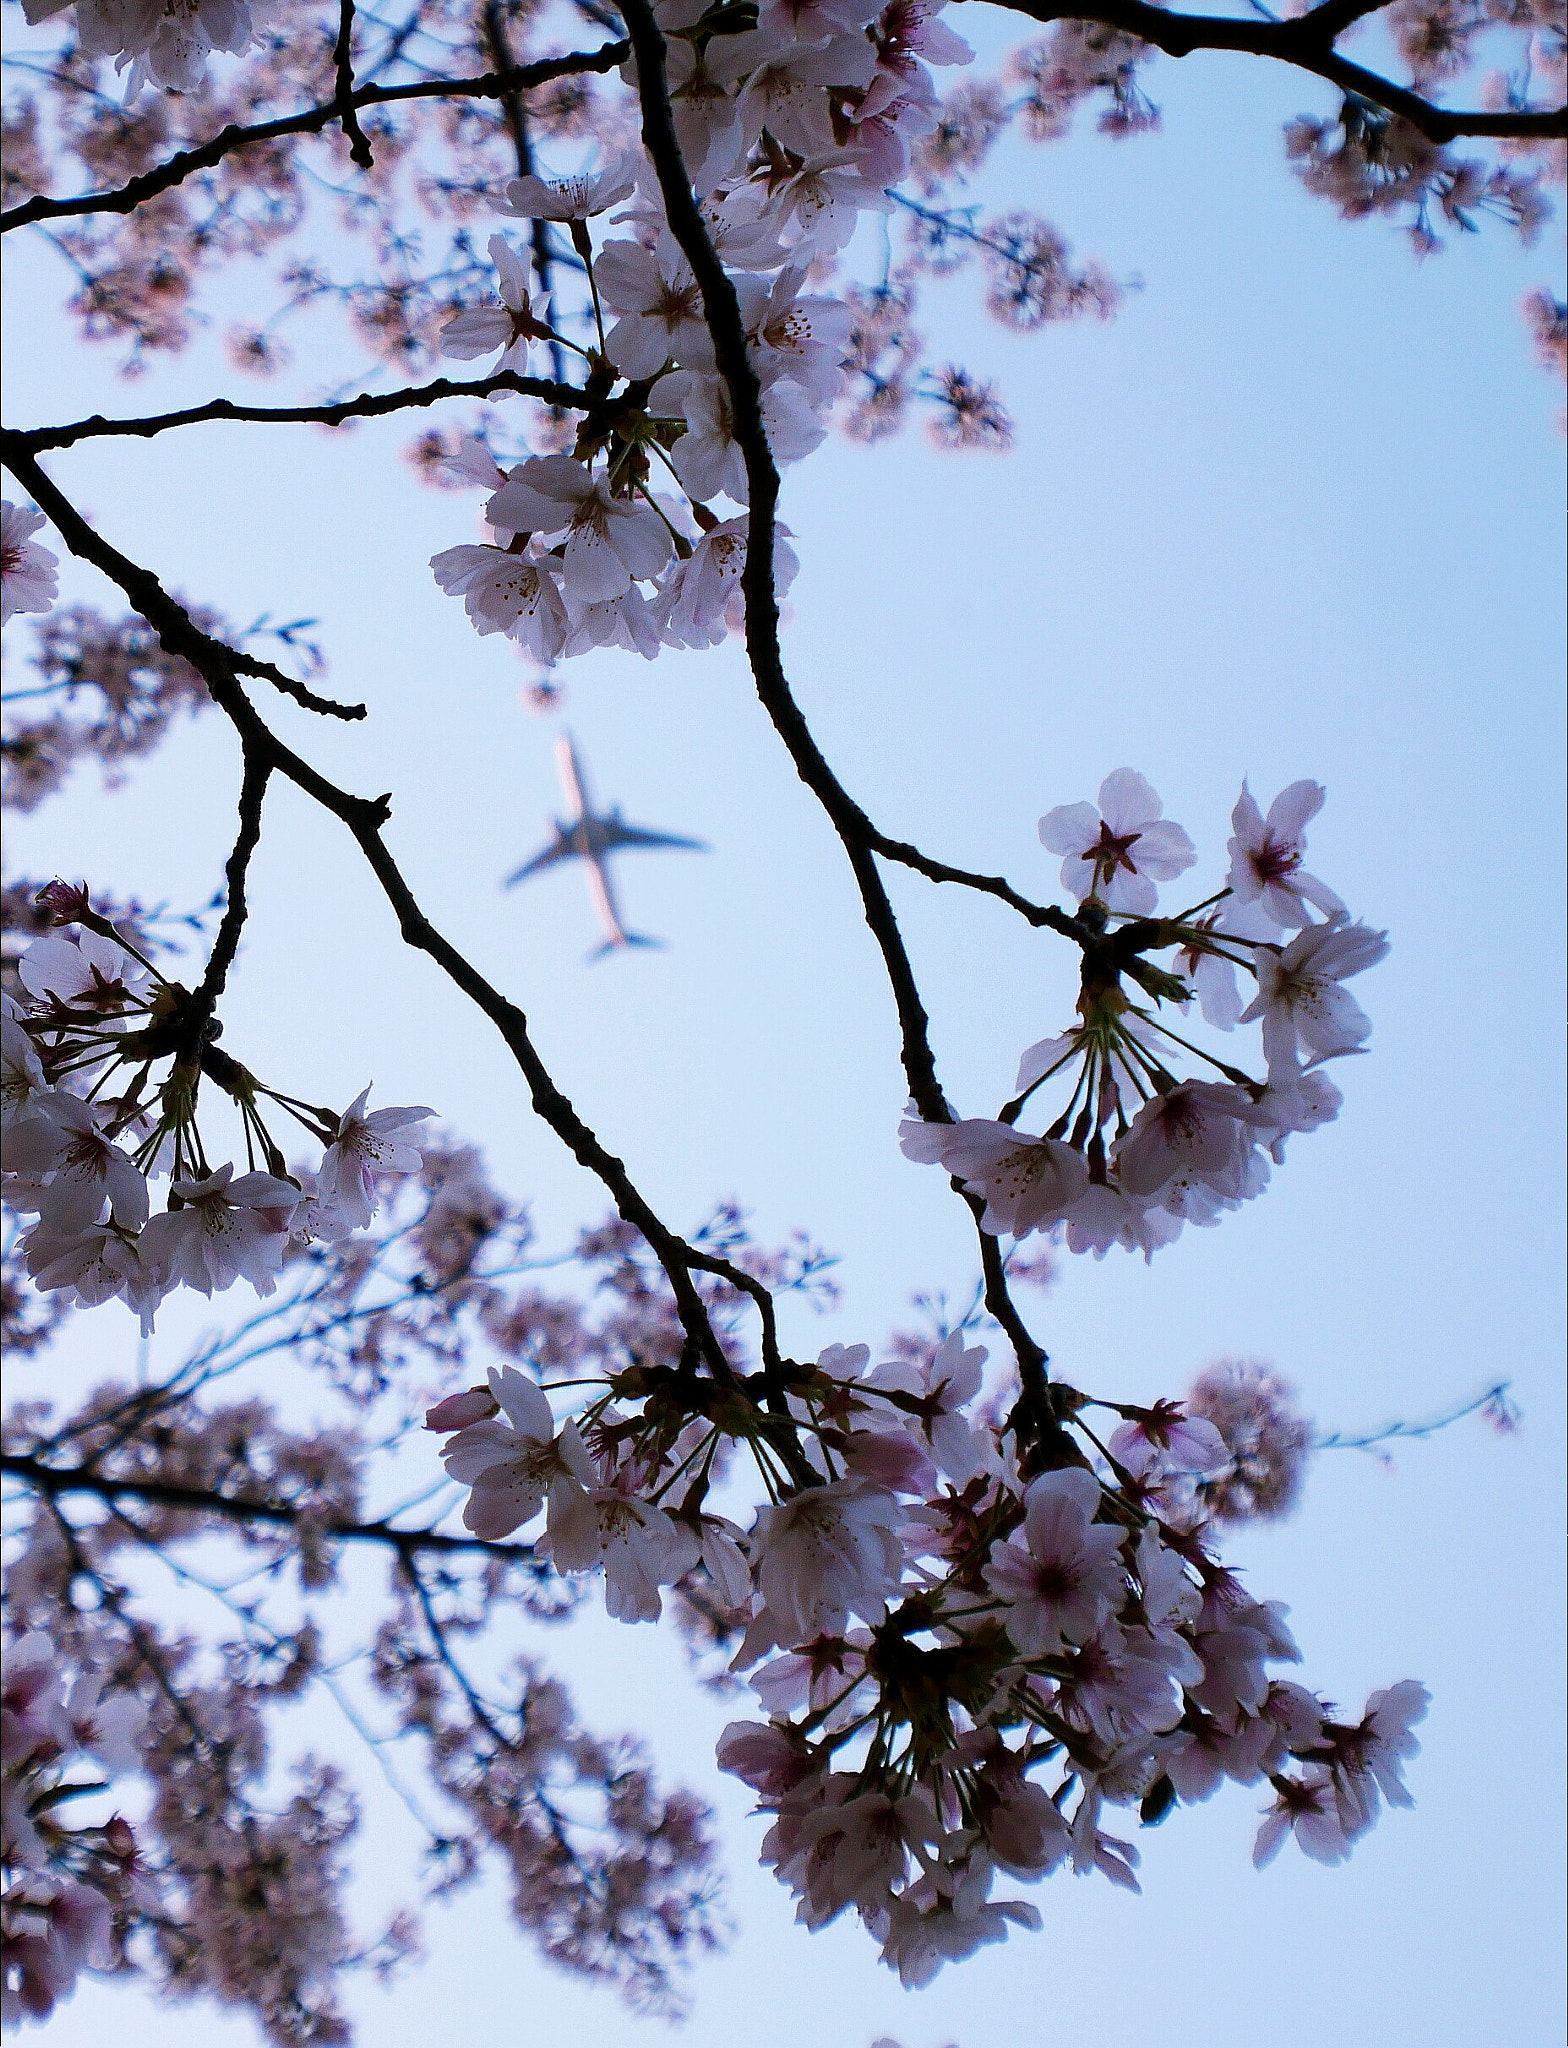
xmin=762 ymin=153 xmax=897 ymax=251
xmin=916 ymin=1119 xmax=1089 ymax=1236
xmin=314 ymin=1088 xmax=433 ymax=1236
xmin=657 ymin=518 xmax=799 ymax=649
xmin=750 ymin=1478 xmax=906 ymax=1644
xmin=1039 ymin=768 xmax=1197 ymax=914
xmin=1 ymin=505 xmax=59 ymax=627
xmin=1239 ymin=921 xmax=1389 ymax=1072
xmin=1108 ymin=1401 xmax=1229 ymax=1481
xmin=3 ymin=1091 xmax=150 ymax=1234
xmin=1 ymin=1018 xmax=50 ymax=1135
xmin=437 ymin=1363 xmax=593 ymax=1540
xmin=739 ymin=268 xmax=855 ymax=401
xmin=429 ymin=543 xmax=570 ymax=656
xmin=139 ymin=1165 xmax=302 ymax=1296
xmin=20 ymin=1219 xmax=162 ymax=1329
xmin=657 ymin=369 xmax=827 ymax=504
xmin=486 ymin=458 xmax=672 ymax=601
xmin=982 ymin=1467 xmax=1126 ymax=1654
xmin=1226 ymin=779 xmax=1349 ymax=930
xmin=439 ymin=237 xmax=553 ymax=374
xmin=1113 ymin=1082 xmax=1266 ymax=1201
xmin=17 ymin=928 xmax=150 ymax=1010
xmin=1252 ymin=1765 xmax=1353 ymax=1867
xmin=867 ymin=1328 xmax=994 ymax=1482
xmin=500 ymin=155 xmax=639 ymax=223
xmin=596 ymin=235 xmax=716 ymax=379
xmin=1320 ymin=1680 xmax=1430 ymax=1836
xmin=548 ymin=1482 xmax=699 ymax=1621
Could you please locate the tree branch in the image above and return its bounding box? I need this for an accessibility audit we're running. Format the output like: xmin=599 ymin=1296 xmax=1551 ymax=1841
xmin=973 ymin=0 xmax=1568 ymax=143
xmin=481 ymin=0 xmax=570 ymax=388
xmin=8 ymin=368 xmax=606 ymax=455
xmin=0 ymin=43 xmax=631 ymax=236
xmin=333 ymin=0 xmax=377 ymax=171
xmin=0 ymin=436 xmax=749 ymax=1390
xmin=190 ymin=748 xmax=271 ymax=1027
xmin=619 ymin=0 xmax=1049 ymax=1386
xmin=3 ymin=1450 xmax=540 ymax=1560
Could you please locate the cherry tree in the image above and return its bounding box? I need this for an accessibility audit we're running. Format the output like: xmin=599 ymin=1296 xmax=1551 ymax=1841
xmin=0 ymin=0 xmax=1559 ymax=2034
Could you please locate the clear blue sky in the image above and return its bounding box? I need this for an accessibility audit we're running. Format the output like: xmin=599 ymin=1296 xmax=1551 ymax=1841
xmin=5 ymin=24 xmax=1565 ymax=2046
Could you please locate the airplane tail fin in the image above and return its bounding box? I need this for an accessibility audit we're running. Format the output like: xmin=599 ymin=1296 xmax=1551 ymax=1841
xmin=587 ymin=933 xmax=663 ymax=964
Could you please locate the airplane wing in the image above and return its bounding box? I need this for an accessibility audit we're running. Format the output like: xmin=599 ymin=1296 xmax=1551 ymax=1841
xmin=599 ymin=821 xmax=709 ymax=854
xmin=502 ymin=830 xmax=574 ymax=888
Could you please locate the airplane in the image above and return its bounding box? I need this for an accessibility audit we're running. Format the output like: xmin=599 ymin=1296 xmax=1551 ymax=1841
xmin=503 ymin=730 xmax=707 ymax=960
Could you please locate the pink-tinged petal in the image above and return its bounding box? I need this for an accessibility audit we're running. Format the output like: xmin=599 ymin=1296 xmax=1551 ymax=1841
xmin=441 ymin=307 xmax=511 ymax=360
xmin=1099 ymin=867 xmax=1159 ymax=916
xmin=554 ymin=1419 xmax=595 ymax=1485
xmin=605 ymin=502 xmax=674 ymax=581
xmin=543 ymin=1488 xmax=601 ymax=1570
xmin=487 ymin=234 xmax=531 ymax=307
xmin=1251 ymin=1809 xmax=1290 ymax=1868
xmin=1264 ymin=779 xmax=1325 ymax=842
xmin=1130 ymin=818 xmax=1197 ymax=879
xmin=1021 ymin=1465 xmax=1100 ymax=1548
xmin=462 ymin=1476 xmax=541 ymax=1540
xmin=916 ymin=15 xmax=973 ymax=63
xmin=1096 ymin=767 xmax=1161 ymax=835
xmin=1230 ymin=780 xmax=1265 ymax=843
xmin=1193 ymin=952 xmax=1243 ymax=1030
xmin=563 ymin=521 xmax=634 ymax=601
xmin=486 ymin=476 xmax=567 ymax=536
xmin=1014 ymin=1033 xmax=1076 ymax=1093
xmin=897 ymin=1110 xmax=951 ymax=1164
xmin=1038 ymin=801 xmax=1099 ymax=857
xmin=489 ymin=1364 xmax=553 ymax=1440
xmin=1293 ymin=870 xmax=1349 ymax=924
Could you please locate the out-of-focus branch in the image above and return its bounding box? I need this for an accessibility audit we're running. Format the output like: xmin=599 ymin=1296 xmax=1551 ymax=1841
xmin=974 ymin=0 xmax=1568 ymax=143
xmin=481 ymin=0 xmax=569 ymax=386
xmin=3 ymin=1451 xmax=537 ymax=1559
xmin=0 ymin=43 xmax=631 ymax=236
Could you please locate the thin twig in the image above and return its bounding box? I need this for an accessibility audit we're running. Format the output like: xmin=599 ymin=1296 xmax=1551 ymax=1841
xmin=3 ymin=1450 xmax=543 ymax=1560
xmin=0 ymin=438 xmax=747 ymax=1390
xmin=333 ymin=0 xmax=377 ymax=170
xmin=0 ymin=45 xmax=630 ymax=235
xmin=191 ymin=749 xmax=271 ymax=1024
xmin=9 ymin=367 xmax=607 ymax=454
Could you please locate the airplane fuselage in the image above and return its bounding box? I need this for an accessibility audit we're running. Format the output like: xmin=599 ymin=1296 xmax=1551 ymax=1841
xmin=503 ymin=736 xmax=706 ymax=960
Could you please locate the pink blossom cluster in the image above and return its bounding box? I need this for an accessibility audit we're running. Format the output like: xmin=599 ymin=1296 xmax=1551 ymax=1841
xmin=2 ymin=1148 xmax=831 ymax=2021
xmin=19 ymin=0 xmax=258 ymax=97
xmin=900 ymin=770 xmax=1388 ymax=1258
xmin=426 ymin=1321 xmax=1425 ymax=1980
xmin=2 ymin=1632 xmax=146 ymax=2028
xmin=429 ymin=0 xmax=979 ymax=660
xmin=2 ymin=604 xmax=213 ymax=816
xmin=3 ymin=895 xmax=434 ymax=1331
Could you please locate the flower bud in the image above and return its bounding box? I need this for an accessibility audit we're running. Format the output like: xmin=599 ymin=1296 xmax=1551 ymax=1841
xmin=423 ymin=1387 xmax=498 ymax=1432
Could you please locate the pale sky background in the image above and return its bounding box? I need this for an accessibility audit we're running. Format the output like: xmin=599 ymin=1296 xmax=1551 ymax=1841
xmin=3 ymin=19 xmax=1566 ymax=2047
